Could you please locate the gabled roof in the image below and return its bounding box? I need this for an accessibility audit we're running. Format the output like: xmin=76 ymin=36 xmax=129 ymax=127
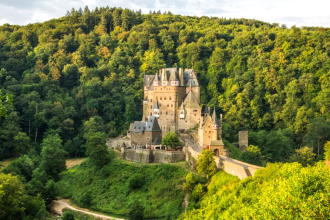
xmin=144 ymin=75 xmax=155 ymax=86
xmin=145 ymin=116 xmax=161 ymax=132
xmin=130 ymin=116 xmax=161 ymax=133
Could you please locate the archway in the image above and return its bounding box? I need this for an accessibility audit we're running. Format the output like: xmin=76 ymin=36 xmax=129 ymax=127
xmin=213 ymin=148 xmax=219 ymax=156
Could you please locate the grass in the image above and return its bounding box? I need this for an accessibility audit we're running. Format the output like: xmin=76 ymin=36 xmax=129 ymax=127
xmin=57 ymin=157 xmax=188 ymax=219
xmin=62 ymin=209 xmax=97 ymax=220
xmin=0 ymin=157 xmax=16 ymax=170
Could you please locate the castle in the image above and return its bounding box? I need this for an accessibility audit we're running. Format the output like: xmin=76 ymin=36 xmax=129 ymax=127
xmin=129 ymin=67 xmax=227 ymax=156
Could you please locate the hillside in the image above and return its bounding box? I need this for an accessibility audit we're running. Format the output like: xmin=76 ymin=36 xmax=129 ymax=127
xmin=0 ymin=6 xmax=329 ymax=220
xmin=0 ymin=7 xmax=329 ymax=163
xmin=57 ymin=158 xmax=187 ymax=219
xmin=181 ymin=162 xmax=330 ymax=220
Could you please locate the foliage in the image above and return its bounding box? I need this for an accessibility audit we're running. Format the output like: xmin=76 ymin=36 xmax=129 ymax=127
xmin=196 ymin=150 xmax=217 ymax=179
xmin=181 ymin=163 xmax=330 ymax=220
xmin=0 ymin=7 xmax=328 ymax=163
xmin=161 ymin=132 xmax=183 ymax=150
xmin=289 ymin=146 xmax=316 ymax=166
xmin=62 ymin=209 xmax=96 ymax=220
xmin=85 ymin=131 xmax=112 ymax=168
xmin=0 ymin=173 xmax=48 ymax=220
xmin=57 ymin=158 xmax=187 ymax=219
xmin=323 ymin=141 xmax=330 ymax=161
xmin=128 ymin=203 xmax=144 ymax=220
xmin=128 ymin=174 xmax=145 ymax=190
xmin=241 ymin=145 xmax=265 ymax=166
xmin=249 ymin=129 xmax=294 ymax=162
xmin=40 ymin=133 xmax=67 ymax=180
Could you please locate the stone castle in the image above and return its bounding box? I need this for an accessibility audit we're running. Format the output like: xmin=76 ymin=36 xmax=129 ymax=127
xmin=129 ymin=67 xmax=227 ymax=156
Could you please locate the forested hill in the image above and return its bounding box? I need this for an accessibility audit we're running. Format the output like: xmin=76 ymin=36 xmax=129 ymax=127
xmin=0 ymin=7 xmax=329 ymax=160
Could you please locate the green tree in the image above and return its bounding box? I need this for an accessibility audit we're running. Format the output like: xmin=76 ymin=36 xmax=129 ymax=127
xmin=13 ymin=132 xmax=31 ymax=155
xmin=241 ymin=145 xmax=265 ymax=166
xmin=161 ymin=132 xmax=183 ymax=150
xmin=0 ymin=173 xmax=25 ymax=219
xmin=196 ymin=150 xmax=217 ymax=180
xmin=289 ymin=146 xmax=316 ymax=166
xmin=85 ymin=132 xmax=111 ymax=168
xmin=323 ymin=141 xmax=330 ymax=161
xmin=140 ymin=49 xmax=165 ymax=75
xmin=40 ymin=134 xmax=67 ymax=180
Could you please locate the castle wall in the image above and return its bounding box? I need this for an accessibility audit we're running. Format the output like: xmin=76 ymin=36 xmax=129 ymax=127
xmin=183 ymin=146 xmax=262 ymax=179
xmin=177 ymin=107 xmax=201 ymax=130
xmin=121 ymin=148 xmax=185 ymax=163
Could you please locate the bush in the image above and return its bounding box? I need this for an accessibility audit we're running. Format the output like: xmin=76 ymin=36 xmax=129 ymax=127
xmin=62 ymin=212 xmax=75 ymax=220
xmin=129 ymin=174 xmax=145 ymax=190
xmin=128 ymin=203 xmax=144 ymax=220
xmin=79 ymin=191 xmax=92 ymax=207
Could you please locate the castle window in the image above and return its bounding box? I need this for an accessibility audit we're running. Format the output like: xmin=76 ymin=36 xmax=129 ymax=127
xmin=169 ymin=97 xmax=172 ymax=100
xmin=150 ymin=105 xmax=152 ymax=109
xmin=164 ymin=97 xmax=167 ymax=100
xmin=167 ymin=104 xmax=169 ymax=107
xmin=166 ymin=112 xmax=168 ymax=115
xmin=160 ymin=97 xmax=162 ymax=100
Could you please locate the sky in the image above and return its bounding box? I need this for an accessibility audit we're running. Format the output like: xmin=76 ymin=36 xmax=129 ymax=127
xmin=0 ymin=0 xmax=329 ymax=27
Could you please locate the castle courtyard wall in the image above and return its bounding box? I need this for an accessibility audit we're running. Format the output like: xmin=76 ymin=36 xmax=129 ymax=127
xmin=121 ymin=148 xmax=185 ymax=163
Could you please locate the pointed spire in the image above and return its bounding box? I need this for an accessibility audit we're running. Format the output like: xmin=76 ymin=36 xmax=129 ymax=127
xmin=212 ymin=108 xmax=216 ymax=122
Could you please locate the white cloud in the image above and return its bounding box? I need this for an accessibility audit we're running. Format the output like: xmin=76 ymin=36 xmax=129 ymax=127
xmin=0 ymin=0 xmax=329 ymax=27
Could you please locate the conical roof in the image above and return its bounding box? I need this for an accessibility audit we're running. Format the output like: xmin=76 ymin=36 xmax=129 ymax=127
xmin=183 ymin=90 xmax=200 ymax=108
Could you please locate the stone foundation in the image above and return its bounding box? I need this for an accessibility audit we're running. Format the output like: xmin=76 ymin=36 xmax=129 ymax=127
xmin=121 ymin=148 xmax=185 ymax=163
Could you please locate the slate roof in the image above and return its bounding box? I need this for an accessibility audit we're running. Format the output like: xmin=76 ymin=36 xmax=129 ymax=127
xmin=182 ymin=90 xmax=200 ymax=108
xmin=129 ymin=116 xmax=161 ymax=133
xmin=144 ymin=68 xmax=199 ymax=87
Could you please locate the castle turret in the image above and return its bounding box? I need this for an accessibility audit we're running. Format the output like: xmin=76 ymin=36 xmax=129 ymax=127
xmin=169 ymin=69 xmax=179 ymax=86
xmin=161 ymin=68 xmax=168 ymax=86
xmin=153 ymin=71 xmax=160 ymax=86
xmin=179 ymin=68 xmax=184 ymax=86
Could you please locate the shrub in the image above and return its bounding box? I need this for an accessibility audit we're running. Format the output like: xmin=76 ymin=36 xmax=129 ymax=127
xmin=128 ymin=203 xmax=144 ymax=220
xmin=129 ymin=174 xmax=145 ymax=190
xmin=62 ymin=212 xmax=75 ymax=220
xmin=79 ymin=191 xmax=92 ymax=207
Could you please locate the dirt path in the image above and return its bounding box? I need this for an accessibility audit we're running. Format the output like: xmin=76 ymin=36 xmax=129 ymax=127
xmin=51 ymin=199 xmax=125 ymax=220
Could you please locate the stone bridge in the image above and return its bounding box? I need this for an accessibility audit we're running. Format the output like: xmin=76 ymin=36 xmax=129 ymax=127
xmin=180 ymin=133 xmax=262 ymax=179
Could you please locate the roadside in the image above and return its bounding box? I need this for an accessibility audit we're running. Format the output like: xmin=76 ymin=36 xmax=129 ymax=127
xmin=51 ymin=199 xmax=125 ymax=220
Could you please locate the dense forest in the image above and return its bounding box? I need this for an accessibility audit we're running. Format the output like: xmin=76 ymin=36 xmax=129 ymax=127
xmin=0 ymin=7 xmax=329 ymax=161
xmin=0 ymin=6 xmax=329 ymax=219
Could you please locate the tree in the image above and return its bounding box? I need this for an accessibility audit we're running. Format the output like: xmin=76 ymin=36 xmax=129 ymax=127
xmin=161 ymin=132 xmax=183 ymax=150
xmin=323 ymin=141 xmax=330 ymax=161
xmin=13 ymin=132 xmax=31 ymax=155
xmin=40 ymin=134 xmax=67 ymax=180
xmin=85 ymin=131 xmax=111 ymax=168
xmin=289 ymin=146 xmax=316 ymax=166
xmin=140 ymin=49 xmax=165 ymax=75
xmin=303 ymin=118 xmax=330 ymax=156
xmin=0 ymin=173 xmax=25 ymax=219
xmin=196 ymin=150 xmax=217 ymax=179
xmin=0 ymin=90 xmax=13 ymax=117
xmin=241 ymin=145 xmax=265 ymax=166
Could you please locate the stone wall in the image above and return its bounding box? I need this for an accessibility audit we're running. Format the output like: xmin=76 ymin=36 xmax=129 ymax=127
xmin=184 ymin=145 xmax=262 ymax=179
xmin=122 ymin=148 xmax=152 ymax=163
xmin=121 ymin=148 xmax=185 ymax=164
xmin=153 ymin=150 xmax=185 ymax=163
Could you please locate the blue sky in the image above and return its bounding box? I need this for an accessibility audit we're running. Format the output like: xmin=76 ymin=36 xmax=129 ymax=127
xmin=0 ymin=0 xmax=329 ymax=27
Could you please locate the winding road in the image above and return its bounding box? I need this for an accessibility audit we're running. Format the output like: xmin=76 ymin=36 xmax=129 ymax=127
xmin=51 ymin=199 xmax=125 ymax=220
